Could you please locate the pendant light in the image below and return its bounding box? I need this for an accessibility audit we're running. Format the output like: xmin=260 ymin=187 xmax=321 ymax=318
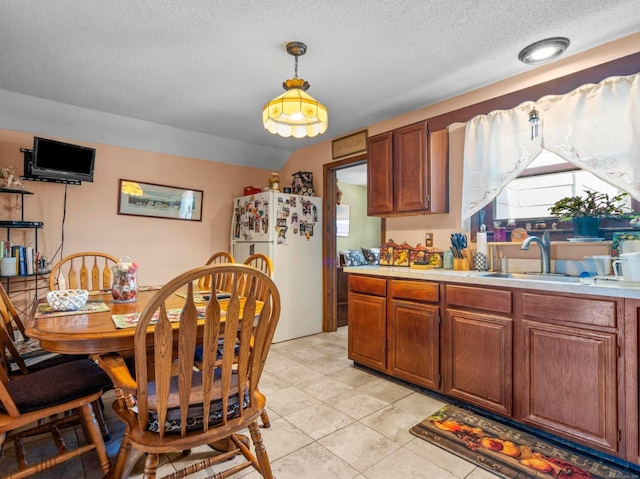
xmin=263 ymin=42 xmax=328 ymax=138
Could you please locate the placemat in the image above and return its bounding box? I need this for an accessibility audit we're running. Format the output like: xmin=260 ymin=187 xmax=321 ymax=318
xmin=111 ymin=305 xmax=210 ymax=329
xmin=34 ymin=300 xmax=110 ymax=319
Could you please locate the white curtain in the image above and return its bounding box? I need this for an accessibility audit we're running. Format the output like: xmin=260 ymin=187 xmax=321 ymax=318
xmin=462 ymin=73 xmax=640 ymax=219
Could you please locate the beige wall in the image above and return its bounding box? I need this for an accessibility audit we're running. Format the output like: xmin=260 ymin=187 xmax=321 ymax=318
xmin=0 ymin=129 xmax=271 ymax=288
xmin=281 ymin=33 xmax=640 ymax=254
xmin=336 ymin=183 xmax=381 ymax=251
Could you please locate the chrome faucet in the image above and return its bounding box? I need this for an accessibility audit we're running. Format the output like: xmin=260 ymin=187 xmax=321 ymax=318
xmin=520 ymin=230 xmax=551 ymax=273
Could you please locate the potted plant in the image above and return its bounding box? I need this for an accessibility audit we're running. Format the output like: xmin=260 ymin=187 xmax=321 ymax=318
xmin=548 ymin=189 xmax=631 ymax=237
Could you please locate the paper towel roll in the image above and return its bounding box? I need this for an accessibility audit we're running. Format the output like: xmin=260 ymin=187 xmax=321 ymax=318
xmin=476 ymin=232 xmax=488 ymax=257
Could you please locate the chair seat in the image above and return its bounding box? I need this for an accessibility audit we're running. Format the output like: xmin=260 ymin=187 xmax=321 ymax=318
xmin=0 ymin=359 xmax=111 ymax=414
xmin=147 ymin=390 xmax=250 ymax=434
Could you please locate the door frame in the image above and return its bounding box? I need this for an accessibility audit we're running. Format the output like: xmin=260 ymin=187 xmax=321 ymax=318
xmin=322 ymin=153 xmax=386 ymax=332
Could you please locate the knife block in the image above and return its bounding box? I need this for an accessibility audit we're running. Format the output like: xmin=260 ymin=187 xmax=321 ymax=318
xmin=454 ymin=249 xmax=471 ymax=270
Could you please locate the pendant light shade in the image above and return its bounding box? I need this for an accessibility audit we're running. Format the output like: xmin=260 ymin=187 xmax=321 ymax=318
xmin=263 ymin=42 xmax=328 ymax=138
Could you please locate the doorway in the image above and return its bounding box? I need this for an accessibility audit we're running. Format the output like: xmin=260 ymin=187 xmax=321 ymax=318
xmin=322 ymin=154 xmax=383 ymax=332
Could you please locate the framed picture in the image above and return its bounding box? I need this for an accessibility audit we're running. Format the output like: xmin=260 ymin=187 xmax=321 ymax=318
xmin=117 ymin=179 xmax=203 ymax=221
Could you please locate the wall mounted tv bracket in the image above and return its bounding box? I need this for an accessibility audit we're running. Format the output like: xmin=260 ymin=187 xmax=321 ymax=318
xmin=19 ymin=148 xmax=81 ymax=185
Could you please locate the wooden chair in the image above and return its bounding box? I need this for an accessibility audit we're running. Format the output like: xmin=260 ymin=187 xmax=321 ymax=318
xmin=49 ymin=252 xmax=118 ymax=291
xmin=95 ymin=264 xmax=281 ymax=479
xmin=0 ymin=283 xmax=111 ymax=441
xmin=0 ymin=282 xmax=27 ymax=342
xmin=243 ymin=253 xmax=272 ymax=277
xmin=242 ymin=254 xmax=274 ymax=427
xmin=0 ymin=359 xmax=112 ymax=478
xmin=242 ymin=253 xmax=273 ymax=301
xmin=0 ymin=282 xmax=80 ymax=375
xmin=197 ymin=251 xmax=235 ymax=291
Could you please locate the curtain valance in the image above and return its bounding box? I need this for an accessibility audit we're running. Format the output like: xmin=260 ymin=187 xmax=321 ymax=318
xmin=461 ymin=73 xmax=640 ymax=219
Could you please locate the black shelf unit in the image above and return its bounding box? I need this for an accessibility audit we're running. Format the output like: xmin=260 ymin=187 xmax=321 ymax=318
xmin=0 ymin=187 xmax=49 ymax=298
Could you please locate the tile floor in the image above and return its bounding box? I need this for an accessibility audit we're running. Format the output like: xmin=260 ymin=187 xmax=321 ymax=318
xmin=0 ymin=327 xmax=502 ymax=478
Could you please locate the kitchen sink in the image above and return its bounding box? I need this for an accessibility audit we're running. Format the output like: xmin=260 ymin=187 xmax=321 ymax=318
xmin=479 ymin=272 xmax=583 ymax=283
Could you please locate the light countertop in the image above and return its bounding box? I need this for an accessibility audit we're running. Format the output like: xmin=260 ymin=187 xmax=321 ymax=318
xmin=343 ymin=265 xmax=640 ymax=299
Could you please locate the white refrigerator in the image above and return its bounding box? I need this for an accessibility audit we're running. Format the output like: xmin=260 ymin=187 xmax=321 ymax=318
xmin=231 ymin=190 xmax=323 ymax=343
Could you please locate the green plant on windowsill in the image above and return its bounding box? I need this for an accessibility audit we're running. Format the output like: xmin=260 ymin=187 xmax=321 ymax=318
xmin=549 ymin=189 xmax=635 ymax=237
xmin=548 ymin=189 xmax=631 ymax=222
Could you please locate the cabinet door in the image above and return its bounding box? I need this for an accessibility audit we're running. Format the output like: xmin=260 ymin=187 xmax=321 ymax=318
xmin=367 ymin=132 xmax=394 ymax=215
xmin=389 ymin=299 xmax=440 ymax=390
xmin=348 ymin=291 xmax=387 ymax=371
xmin=445 ymin=309 xmax=513 ymax=416
xmin=394 ymin=122 xmax=428 ymax=213
xmin=521 ymin=319 xmax=619 ymax=455
xmin=624 ymin=298 xmax=640 ymax=465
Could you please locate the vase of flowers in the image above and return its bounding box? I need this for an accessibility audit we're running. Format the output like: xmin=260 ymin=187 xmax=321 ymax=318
xmin=111 ymin=257 xmax=139 ymax=303
xmin=548 ymin=189 xmax=631 ymax=238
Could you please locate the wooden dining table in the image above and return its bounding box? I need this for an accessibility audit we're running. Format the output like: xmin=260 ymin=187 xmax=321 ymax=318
xmin=25 ymin=288 xmax=240 ymax=357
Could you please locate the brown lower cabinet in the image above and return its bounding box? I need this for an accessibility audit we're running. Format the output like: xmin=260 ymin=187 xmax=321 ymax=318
xmin=347 ymin=273 xmax=635 ymax=464
xmin=518 ymin=292 xmax=621 ymax=456
xmin=388 ymin=280 xmax=441 ymax=390
xmin=348 ymin=275 xmax=387 ymax=370
xmin=444 ymin=284 xmax=513 ymax=417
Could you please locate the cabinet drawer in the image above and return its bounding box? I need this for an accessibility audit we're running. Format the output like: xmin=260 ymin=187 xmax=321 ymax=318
xmin=521 ymin=293 xmax=618 ymax=328
xmin=349 ymin=275 xmax=386 ymax=296
xmin=446 ymin=284 xmax=512 ymax=314
xmin=389 ymin=279 xmax=439 ymax=303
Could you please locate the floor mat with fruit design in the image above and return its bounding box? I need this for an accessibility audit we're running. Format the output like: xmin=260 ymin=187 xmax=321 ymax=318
xmin=410 ymin=405 xmax=638 ymax=479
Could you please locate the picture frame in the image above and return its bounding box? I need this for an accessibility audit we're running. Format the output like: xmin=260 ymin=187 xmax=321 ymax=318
xmin=332 ymin=130 xmax=368 ymax=160
xmin=117 ymin=179 xmax=203 ymax=221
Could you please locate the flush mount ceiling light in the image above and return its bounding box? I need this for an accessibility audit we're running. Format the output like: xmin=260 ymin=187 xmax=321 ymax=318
xmin=518 ymin=37 xmax=570 ymax=65
xmin=263 ymin=41 xmax=328 ymax=138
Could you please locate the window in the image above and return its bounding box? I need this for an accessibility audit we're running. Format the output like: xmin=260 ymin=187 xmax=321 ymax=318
xmin=494 ymin=150 xmax=630 ymax=220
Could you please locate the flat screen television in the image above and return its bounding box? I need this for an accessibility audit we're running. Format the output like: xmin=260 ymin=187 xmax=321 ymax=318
xmin=27 ymin=137 xmax=95 ymax=183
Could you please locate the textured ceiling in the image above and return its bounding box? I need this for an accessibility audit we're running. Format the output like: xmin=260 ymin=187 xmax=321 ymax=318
xmin=0 ymin=1 xmax=639 ymax=169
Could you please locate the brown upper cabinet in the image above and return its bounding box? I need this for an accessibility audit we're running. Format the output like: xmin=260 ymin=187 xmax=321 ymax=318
xmin=367 ymin=121 xmax=448 ymax=216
